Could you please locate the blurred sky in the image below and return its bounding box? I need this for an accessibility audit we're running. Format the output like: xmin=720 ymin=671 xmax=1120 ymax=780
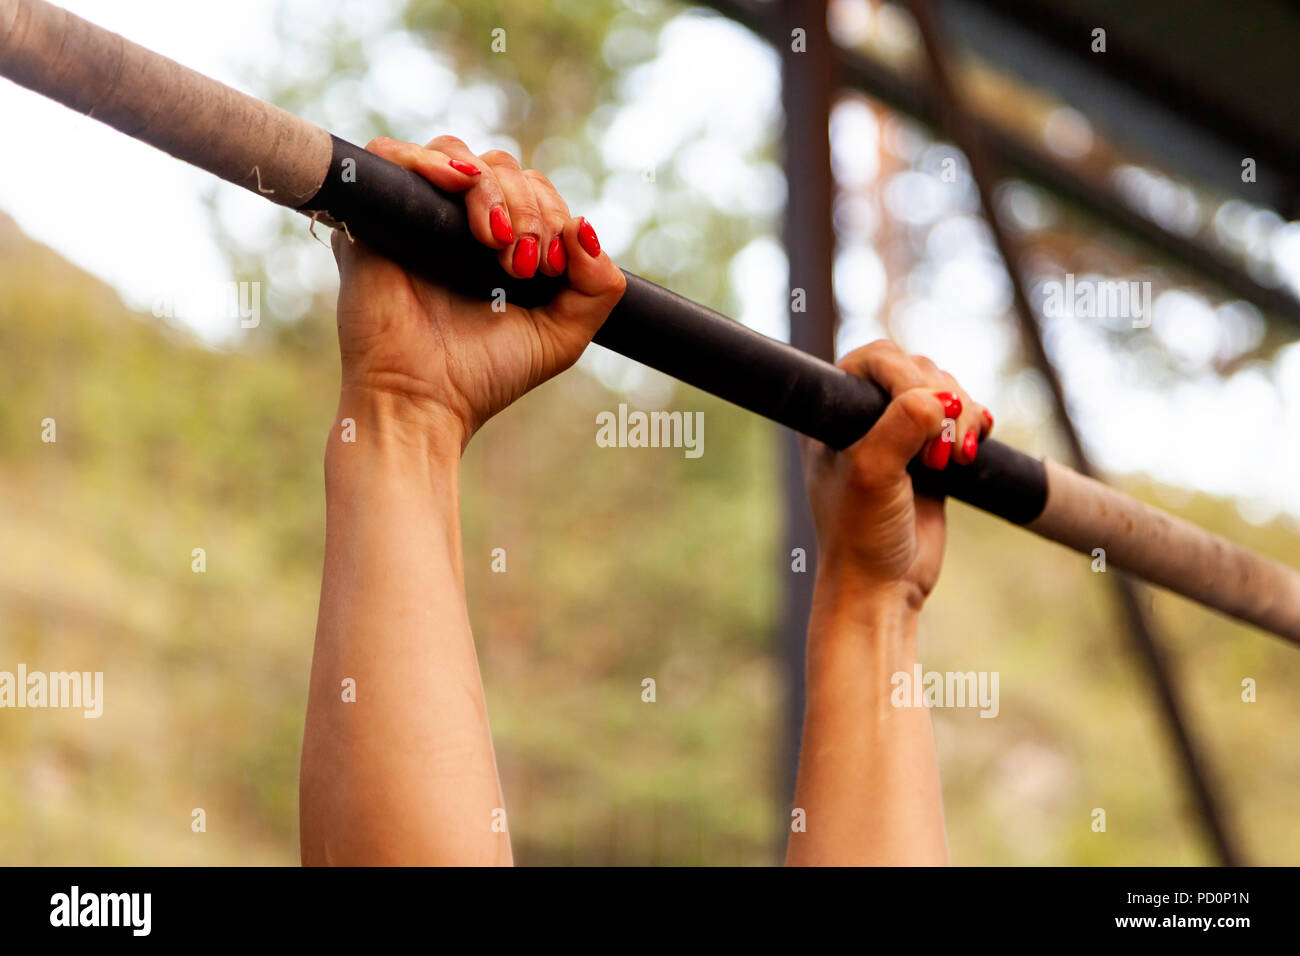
xmin=1 ymin=0 xmax=1298 ymax=521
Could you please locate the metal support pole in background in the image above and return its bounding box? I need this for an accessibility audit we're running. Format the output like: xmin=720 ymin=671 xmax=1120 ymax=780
xmin=703 ymin=0 xmax=1300 ymax=330
xmin=774 ymin=0 xmax=839 ymax=831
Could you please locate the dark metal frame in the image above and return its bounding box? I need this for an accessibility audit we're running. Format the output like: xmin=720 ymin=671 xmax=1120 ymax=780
xmin=704 ymin=0 xmax=1300 ymax=330
xmin=727 ymin=0 xmax=1257 ymax=862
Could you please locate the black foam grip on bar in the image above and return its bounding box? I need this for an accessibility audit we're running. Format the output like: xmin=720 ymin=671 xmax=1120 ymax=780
xmin=304 ymin=136 xmax=1049 ymax=525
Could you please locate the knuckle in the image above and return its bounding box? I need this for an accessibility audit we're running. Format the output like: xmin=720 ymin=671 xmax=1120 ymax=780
xmin=364 ymin=136 xmax=400 ymax=155
xmin=471 ymin=177 xmax=505 ymax=202
xmin=900 ymin=390 xmax=940 ymax=429
xmin=523 ymin=168 xmax=554 ymax=190
xmin=884 ymin=351 xmax=923 ymax=386
xmin=836 ymin=344 xmax=873 ymax=371
xmin=512 ymin=203 xmax=544 ymax=231
xmin=481 ymin=149 xmax=521 ymax=170
xmin=428 ymin=134 xmax=467 ymax=152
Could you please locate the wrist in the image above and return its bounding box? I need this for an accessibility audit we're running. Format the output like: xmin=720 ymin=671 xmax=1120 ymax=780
xmin=806 ymin=569 xmax=921 ymax=683
xmin=325 ymin=386 xmax=465 ymax=483
xmin=812 ymin=553 xmax=926 ymax=621
xmin=320 ymin=385 xmax=468 ymax=592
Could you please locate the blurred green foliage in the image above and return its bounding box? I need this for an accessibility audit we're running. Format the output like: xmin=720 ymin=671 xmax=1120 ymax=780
xmin=1 ymin=211 xmax=1298 ymax=865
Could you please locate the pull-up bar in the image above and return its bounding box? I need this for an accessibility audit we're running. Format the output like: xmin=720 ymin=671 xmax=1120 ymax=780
xmin=2 ymin=0 xmax=1298 ymax=644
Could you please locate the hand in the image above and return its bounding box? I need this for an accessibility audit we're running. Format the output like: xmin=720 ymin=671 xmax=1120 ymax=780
xmin=331 ymin=136 xmax=627 ymax=450
xmin=800 ymin=340 xmax=994 ymax=609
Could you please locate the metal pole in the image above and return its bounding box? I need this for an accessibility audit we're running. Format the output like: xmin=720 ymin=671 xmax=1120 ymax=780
xmin=771 ymin=0 xmax=839 ymax=838
xmin=702 ymin=0 xmax=1300 ymax=330
xmin=906 ymin=0 xmax=1243 ymax=866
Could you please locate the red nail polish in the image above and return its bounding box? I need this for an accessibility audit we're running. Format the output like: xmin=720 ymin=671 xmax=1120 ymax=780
xmin=577 ymin=217 xmax=600 ymax=258
xmin=513 ymin=236 xmax=539 ymax=277
xmin=921 ymin=433 xmax=953 ymax=470
xmin=490 ymin=206 xmax=514 ymax=244
xmin=449 ymin=159 xmax=481 ymax=176
xmin=962 ymin=428 xmax=978 ymax=461
xmin=981 ymin=408 xmax=994 ymax=433
xmin=935 ymin=391 xmax=962 ymax=419
xmin=546 ymin=236 xmax=566 ymax=273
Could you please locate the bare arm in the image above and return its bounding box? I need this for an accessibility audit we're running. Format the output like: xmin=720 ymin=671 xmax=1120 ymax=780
xmin=786 ymin=340 xmax=994 ymax=865
xmin=299 ymin=136 xmax=624 ymax=865
xmin=300 ymin=393 xmax=506 ymax=864
xmin=791 ymin=564 xmax=948 ymax=865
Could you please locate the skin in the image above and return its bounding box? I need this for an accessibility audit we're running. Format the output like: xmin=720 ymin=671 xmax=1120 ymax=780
xmin=298 ymin=135 xmax=992 ymax=866
xmin=787 ymin=341 xmax=990 ymax=866
xmin=299 ymin=136 xmax=625 ymax=865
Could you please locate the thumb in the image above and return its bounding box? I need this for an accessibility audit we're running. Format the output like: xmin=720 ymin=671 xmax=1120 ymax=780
xmin=535 ymin=217 xmax=626 ymax=344
xmin=854 ymin=386 xmax=949 ymax=473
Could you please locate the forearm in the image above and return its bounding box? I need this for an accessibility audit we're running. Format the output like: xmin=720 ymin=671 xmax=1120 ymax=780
xmin=785 ymin=567 xmax=948 ymax=866
xmin=300 ymin=390 xmax=510 ymax=865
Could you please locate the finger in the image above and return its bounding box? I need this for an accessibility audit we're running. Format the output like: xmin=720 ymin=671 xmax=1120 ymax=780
xmin=906 ymin=356 xmax=975 ymax=466
xmin=424 ymin=133 xmax=483 ymax=166
xmin=837 ymin=339 xmax=925 ymax=396
xmin=375 ymin=135 xmax=508 ymax=250
xmin=842 ymin=342 xmax=964 ymax=468
xmin=957 ymin=400 xmax=995 ymax=461
xmin=481 ymin=149 xmax=545 ymax=279
xmin=912 ymin=353 xmax=942 ymax=379
xmin=525 ymin=168 xmax=572 ymax=277
xmin=934 ymin=370 xmax=983 ymax=467
xmin=535 ymin=217 xmax=626 ymax=346
xmin=364 ymin=137 xmax=480 ymax=192
xmin=422 ymin=134 xmax=493 ymax=185
xmin=852 ymin=386 xmax=950 ymax=476
xmin=421 ymin=136 xmax=513 ymax=252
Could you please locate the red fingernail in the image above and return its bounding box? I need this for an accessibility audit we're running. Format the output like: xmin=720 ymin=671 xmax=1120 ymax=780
xmin=546 ymin=236 xmax=566 ymax=273
xmin=490 ymin=206 xmax=514 ymax=244
xmin=513 ymin=236 xmax=539 ymax=278
xmin=962 ymin=428 xmax=979 ymax=462
xmin=981 ymin=408 xmax=994 ymax=433
xmin=921 ymin=433 xmax=954 ymax=470
xmin=577 ymin=217 xmax=600 ymax=258
xmin=449 ymin=159 xmax=481 ymax=176
xmin=935 ymin=391 xmax=962 ymax=419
